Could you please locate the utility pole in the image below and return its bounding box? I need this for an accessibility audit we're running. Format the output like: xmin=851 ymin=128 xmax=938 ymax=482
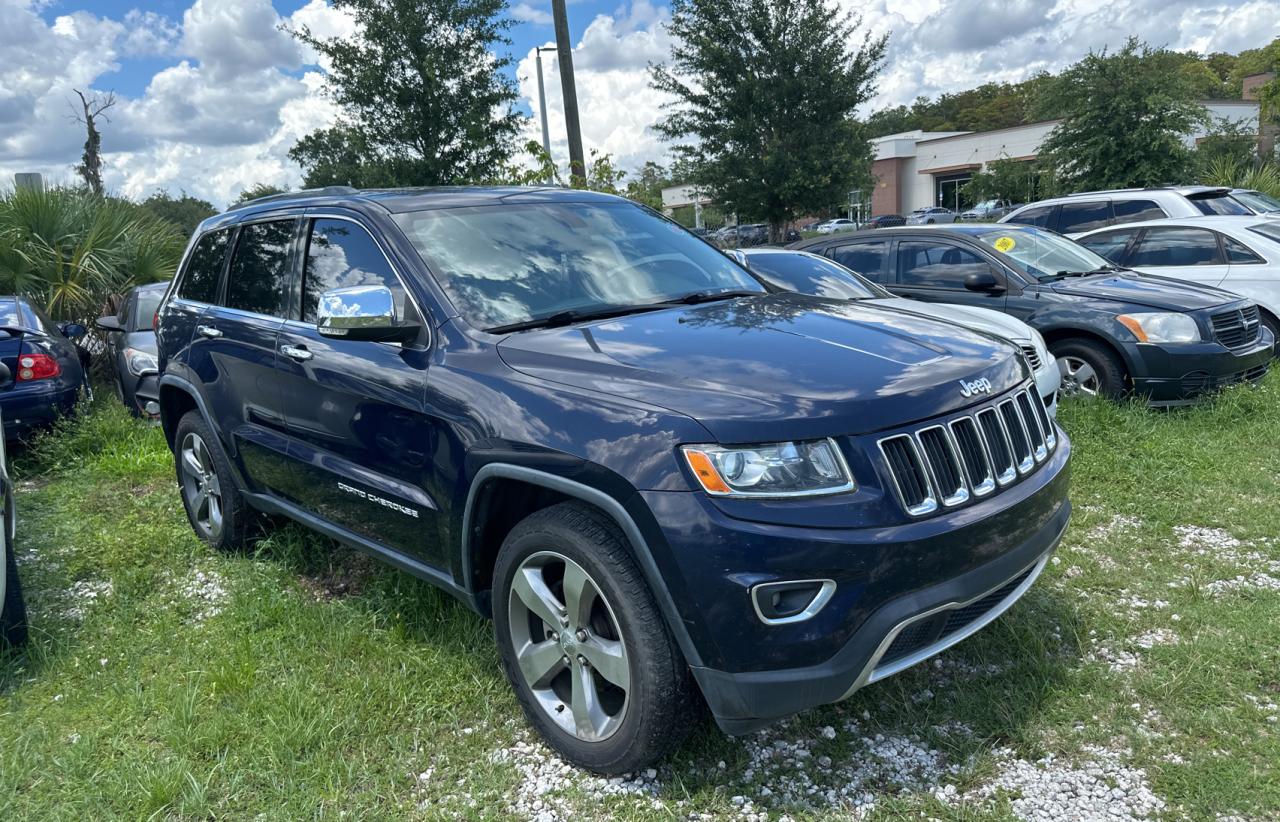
xmin=551 ymin=0 xmax=585 ymax=183
xmin=534 ymin=47 xmax=556 ymax=163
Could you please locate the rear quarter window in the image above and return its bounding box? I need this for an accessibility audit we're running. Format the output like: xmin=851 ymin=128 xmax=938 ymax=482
xmin=177 ymin=229 xmax=231 ymax=304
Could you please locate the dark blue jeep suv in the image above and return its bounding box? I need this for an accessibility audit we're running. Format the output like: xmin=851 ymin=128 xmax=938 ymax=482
xmin=156 ymin=187 xmax=1071 ymax=773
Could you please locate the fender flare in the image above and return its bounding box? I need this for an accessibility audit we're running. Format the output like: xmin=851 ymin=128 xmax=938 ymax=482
xmin=158 ymin=374 xmax=215 ymax=441
xmin=461 ymin=463 xmax=704 ymax=668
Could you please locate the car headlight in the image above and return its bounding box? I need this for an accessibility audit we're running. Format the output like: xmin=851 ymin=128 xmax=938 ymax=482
xmin=125 ymin=347 xmax=159 ymax=377
xmin=1117 ymin=313 xmax=1200 ymax=343
xmin=681 ymin=438 xmax=856 ymax=497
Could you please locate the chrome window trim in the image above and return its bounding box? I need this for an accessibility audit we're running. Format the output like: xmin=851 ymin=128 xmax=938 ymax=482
xmin=948 ymin=415 xmax=996 ymax=496
xmin=750 ymin=579 xmax=837 ymax=626
xmin=914 ymin=424 xmax=969 ymax=507
xmin=876 ymin=434 xmax=938 ymax=517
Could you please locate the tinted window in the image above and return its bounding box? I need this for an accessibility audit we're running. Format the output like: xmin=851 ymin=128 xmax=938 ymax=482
xmin=744 ymin=252 xmax=884 ymax=300
xmin=1130 ymin=228 xmax=1223 ymax=267
xmin=1222 ymin=235 xmax=1263 ymax=264
xmin=829 ymin=241 xmax=889 ymax=282
xmin=302 ymin=219 xmax=407 ymax=323
xmin=177 ymin=229 xmax=230 ymax=303
xmin=392 ymin=202 xmax=763 ymax=329
xmin=225 ymin=220 xmax=294 ymax=317
xmin=1190 ymin=194 xmax=1250 ymax=216
xmin=1056 ymin=201 xmax=1113 ymax=234
xmin=898 ymin=241 xmax=990 ymax=288
xmin=1077 ymin=230 xmax=1138 ymax=264
xmin=133 ymin=289 xmax=165 ymax=331
xmin=1007 ymin=205 xmax=1054 ymax=228
xmin=1113 ymin=200 xmax=1166 ymax=223
xmin=1248 ymin=222 xmax=1280 ymax=245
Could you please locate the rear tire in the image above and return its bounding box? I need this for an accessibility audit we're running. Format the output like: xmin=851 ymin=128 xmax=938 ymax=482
xmin=493 ymin=501 xmax=698 ymax=774
xmin=1 ymin=486 xmax=26 ymax=649
xmin=1051 ymin=338 xmax=1128 ymax=401
xmin=1259 ymin=310 xmax=1279 ymax=358
xmin=173 ymin=410 xmax=256 ymax=552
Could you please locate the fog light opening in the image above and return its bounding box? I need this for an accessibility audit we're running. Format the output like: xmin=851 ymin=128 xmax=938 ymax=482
xmin=751 ymin=579 xmax=836 ymax=625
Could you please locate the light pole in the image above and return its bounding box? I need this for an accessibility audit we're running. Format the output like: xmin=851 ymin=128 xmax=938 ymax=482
xmin=551 ymin=0 xmax=585 ymax=183
xmin=534 ymin=46 xmax=556 ymax=166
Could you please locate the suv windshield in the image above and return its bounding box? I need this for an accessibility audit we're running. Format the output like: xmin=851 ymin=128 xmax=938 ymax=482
xmin=1189 ymin=193 xmax=1250 ymax=216
xmin=393 ymin=202 xmax=763 ymax=329
xmin=976 ymin=228 xmax=1114 ymax=278
xmin=1233 ymin=190 xmax=1280 ymax=214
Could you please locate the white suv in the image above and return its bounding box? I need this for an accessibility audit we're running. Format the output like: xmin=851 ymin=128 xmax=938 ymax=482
xmin=999 ymin=187 xmax=1251 ymax=238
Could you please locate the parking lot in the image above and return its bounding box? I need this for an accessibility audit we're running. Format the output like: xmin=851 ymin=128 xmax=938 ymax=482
xmin=2 ymin=379 xmax=1277 ymax=820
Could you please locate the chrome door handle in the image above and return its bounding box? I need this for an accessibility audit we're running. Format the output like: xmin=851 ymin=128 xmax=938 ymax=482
xmin=280 ymin=344 xmax=313 ymax=362
xmin=196 ymin=324 xmax=222 ymax=339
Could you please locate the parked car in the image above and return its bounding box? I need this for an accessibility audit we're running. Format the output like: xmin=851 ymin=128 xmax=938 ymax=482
xmin=1230 ymin=188 xmax=1280 ymax=216
xmin=1075 ymin=216 xmax=1280 ymax=340
xmin=732 ymin=248 xmax=1061 ymax=415
xmin=96 ymin=281 xmax=167 ymax=419
xmin=156 ymin=186 xmax=1071 ymax=773
xmin=816 ymin=218 xmax=856 ymax=234
xmin=906 ymin=207 xmax=956 ymax=225
xmin=0 ymin=407 xmax=25 ymax=649
xmin=0 ymin=296 xmax=89 ymax=439
xmin=960 ymin=200 xmax=1019 ymax=221
xmin=1000 ymin=186 xmax=1251 ymax=238
xmin=863 ymin=214 xmax=906 ymax=229
xmin=793 ymin=224 xmax=1274 ymax=404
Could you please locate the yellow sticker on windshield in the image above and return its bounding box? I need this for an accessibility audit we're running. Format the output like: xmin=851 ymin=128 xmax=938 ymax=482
xmin=993 ymin=236 xmax=1016 ymax=253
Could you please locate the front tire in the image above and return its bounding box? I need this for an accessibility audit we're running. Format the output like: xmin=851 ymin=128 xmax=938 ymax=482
xmin=173 ymin=411 xmax=255 ymax=552
xmin=1 ymin=486 xmax=26 ymax=649
xmin=1051 ymin=338 xmax=1128 ymax=400
xmin=493 ymin=502 xmax=698 ymax=773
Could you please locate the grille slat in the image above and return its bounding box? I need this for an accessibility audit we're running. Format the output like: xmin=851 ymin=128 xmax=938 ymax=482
xmin=1210 ymin=305 xmax=1261 ymax=350
xmin=1019 ymin=344 xmax=1043 ymax=370
xmin=880 ymin=385 xmax=1055 ymax=516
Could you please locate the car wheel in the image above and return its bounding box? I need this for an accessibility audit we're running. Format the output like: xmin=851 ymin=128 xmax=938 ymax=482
xmin=174 ymin=410 xmax=256 ymax=552
xmin=493 ymin=501 xmax=698 ymax=774
xmin=1051 ymin=339 xmax=1128 ymax=400
xmin=926 ymin=218 xmax=935 ymax=224
xmin=1 ymin=485 xmax=26 ymax=649
xmin=1260 ymin=311 xmax=1279 ymax=358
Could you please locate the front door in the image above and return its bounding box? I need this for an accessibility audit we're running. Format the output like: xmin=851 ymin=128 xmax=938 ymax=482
xmin=1126 ymin=226 xmax=1232 ymax=287
xmin=890 ymin=238 xmax=1009 ymax=311
xmin=273 ymin=215 xmax=443 ymax=566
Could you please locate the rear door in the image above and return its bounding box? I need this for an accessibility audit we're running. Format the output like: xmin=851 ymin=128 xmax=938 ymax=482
xmin=1126 ymin=226 xmax=1231 ymax=286
xmin=273 ymin=214 xmax=443 ymax=566
xmin=825 ymin=239 xmax=891 ymax=284
xmin=890 ymin=237 xmax=1010 ymax=310
xmin=194 ymin=218 xmax=297 ymax=494
xmin=1054 ymin=200 xmax=1113 ymax=237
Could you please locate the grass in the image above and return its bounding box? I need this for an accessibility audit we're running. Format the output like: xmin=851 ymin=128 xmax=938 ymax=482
xmin=2 ymin=380 xmax=1279 ymax=820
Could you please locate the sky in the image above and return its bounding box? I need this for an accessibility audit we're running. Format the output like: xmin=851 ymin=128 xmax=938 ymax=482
xmin=0 ymin=0 xmax=1275 ymax=207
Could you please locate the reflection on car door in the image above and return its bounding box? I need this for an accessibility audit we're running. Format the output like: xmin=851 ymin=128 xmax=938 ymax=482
xmin=195 ymin=218 xmax=295 ymax=495
xmin=273 ymin=215 xmax=444 ymax=567
xmin=1127 ymin=227 xmax=1231 ymax=286
xmin=889 ymin=239 xmax=1008 ymax=311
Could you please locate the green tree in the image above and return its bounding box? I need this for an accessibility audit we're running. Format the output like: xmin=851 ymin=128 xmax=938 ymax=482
xmin=139 ymin=190 xmax=217 ymax=236
xmin=288 ymin=0 xmax=522 ymax=187
xmin=1036 ymin=39 xmax=1208 ymax=191
xmin=651 ymin=0 xmax=886 ymax=242
xmin=231 ymin=183 xmax=290 ymax=206
xmin=961 ymin=158 xmax=1048 ymax=206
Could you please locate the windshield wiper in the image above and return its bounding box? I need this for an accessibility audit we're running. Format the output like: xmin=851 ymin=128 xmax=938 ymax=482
xmin=485 ymin=303 xmax=672 ymax=334
xmin=658 ymin=289 xmax=764 ymax=305
xmin=1047 ymin=265 xmax=1121 ymax=279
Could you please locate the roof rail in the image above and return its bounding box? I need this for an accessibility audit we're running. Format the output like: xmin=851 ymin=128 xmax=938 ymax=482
xmin=226 ymin=185 xmax=360 ymax=211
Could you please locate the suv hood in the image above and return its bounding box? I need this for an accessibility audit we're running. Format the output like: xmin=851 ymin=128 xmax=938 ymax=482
xmin=1048 ymin=271 xmax=1235 ymax=311
xmin=496 ymin=293 xmax=1028 ymax=442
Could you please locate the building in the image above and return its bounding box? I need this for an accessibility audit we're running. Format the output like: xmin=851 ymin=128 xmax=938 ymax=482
xmin=870 ymin=99 xmax=1263 ymax=217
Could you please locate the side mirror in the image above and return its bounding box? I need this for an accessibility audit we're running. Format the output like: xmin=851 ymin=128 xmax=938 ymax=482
xmin=95 ymin=316 xmax=123 ymax=332
xmin=0 ymin=361 xmax=9 ymax=385
xmin=316 ymin=285 xmax=419 ymax=343
xmin=60 ymin=322 xmax=87 ymax=339
xmin=964 ymin=271 xmax=1005 ymax=293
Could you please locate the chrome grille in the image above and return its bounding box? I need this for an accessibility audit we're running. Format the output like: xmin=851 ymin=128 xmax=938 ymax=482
xmin=1210 ymin=305 xmax=1261 ymax=350
xmin=879 ymin=386 xmax=1056 ymax=517
xmin=1019 ymin=344 xmax=1043 ymax=370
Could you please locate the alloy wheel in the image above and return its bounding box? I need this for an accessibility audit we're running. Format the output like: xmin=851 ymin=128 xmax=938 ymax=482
xmin=179 ymin=432 xmax=223 ymax=539
xmin=507 ymin=551 xmax=630 ymax=742
xmin=1058 ymin=355 xmax=1100 ymax=397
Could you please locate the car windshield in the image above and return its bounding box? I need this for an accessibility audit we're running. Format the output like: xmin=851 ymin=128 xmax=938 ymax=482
xmin=134 ymin=290 xmax=164 ymax=330
xmin=975 ymin=228 xmax=1114 ymax=278
xmin=1248 ymin=222 xmax=1280 ymax=245
xmin=1234 ymin=190 xmax=1280 ymax=214
xmin=973 ymin=200 xmax=997 ymax=210
xmin=393 ymin=201 xmax=764 ymax=329
xmin=744 ymin=252 xmax=887 ymax=300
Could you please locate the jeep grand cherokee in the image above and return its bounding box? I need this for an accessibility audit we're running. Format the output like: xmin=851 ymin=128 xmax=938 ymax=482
xmin=156 ymin=187 xmax=1071 ymax=773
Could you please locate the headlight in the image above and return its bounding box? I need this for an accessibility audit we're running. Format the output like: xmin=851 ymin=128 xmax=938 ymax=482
xmin=125 ymin=347 xmax=159 ymax=377
xmin=681 ymin=438 xmax=856 ymax=497
xmin=1117 ymin=313 xmax=1200 ymax=343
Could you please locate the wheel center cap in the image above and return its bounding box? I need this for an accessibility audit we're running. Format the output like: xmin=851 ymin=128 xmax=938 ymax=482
xmin=559 ymin=632 xmax=577 ymax=654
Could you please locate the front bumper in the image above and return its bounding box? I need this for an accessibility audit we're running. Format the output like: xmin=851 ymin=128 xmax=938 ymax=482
xmin=1125 ymin=330 xmax=1273 ymax=406
xmin=641 ymin=431 xmax=1071 ymax=733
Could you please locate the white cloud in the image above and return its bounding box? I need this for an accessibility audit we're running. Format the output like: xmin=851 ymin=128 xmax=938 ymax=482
xmin=512 ymin=3 xmax=553 ymax=26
